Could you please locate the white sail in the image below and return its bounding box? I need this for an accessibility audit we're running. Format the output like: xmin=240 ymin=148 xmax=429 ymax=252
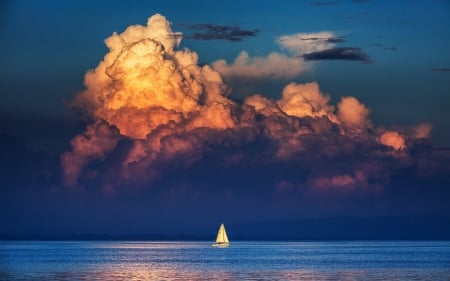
xmin=213 ymin=223 xmax=229 ymax=246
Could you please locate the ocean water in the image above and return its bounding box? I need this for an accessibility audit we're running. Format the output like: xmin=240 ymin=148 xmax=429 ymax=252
xmin=1 ymin=241 xmax=449 ymax=280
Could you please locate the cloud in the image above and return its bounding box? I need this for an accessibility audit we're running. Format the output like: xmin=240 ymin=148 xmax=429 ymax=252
xmin=337 ymin=96 xmax=371 ymax=128
xmin=310 ymin=174 xmax=364 ymax=193
xmin=212 ymin=51 xmax=308 ymax=80
xmin=378 ymin=131 xmax=406 ymax=151
xmin=277 ymin=82 xmax=335 ymax=119
xmin=277 ymin=33 xmax=371 ymax=64
xmin=182 ymin=23 xmax=259 ymax=42
xmin=61 ymin=121 xmax=121 ymax=187
xmin=213 ymin=32 xmax=368 ymax=82
xmin=214 ymin=31 xmax=346 ymax=82
xmin=309 ymin=1 xmax=338 ymax=6
xmin=303 ymin=47 xmax=372 ymax=63
xmin=62 ymin=13 xmax=434 ymax=197
xmin=431 ymin=68 xmax=450 ymax=72
xmin=373 ymin=43 xmax=397 ymax=51
xmin=277 ymin=32 xmax=342 ymax=56
xmin=413 ymin=123 xmax=432 ymax=139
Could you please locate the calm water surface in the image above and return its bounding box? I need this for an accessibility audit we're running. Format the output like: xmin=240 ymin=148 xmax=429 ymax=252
xmin=1 ymin=241 xmax=449 ymax=280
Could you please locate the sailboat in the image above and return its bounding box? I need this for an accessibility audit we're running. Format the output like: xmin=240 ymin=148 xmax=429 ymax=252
xmin=212 ymin=223 xmax=229 ymax=247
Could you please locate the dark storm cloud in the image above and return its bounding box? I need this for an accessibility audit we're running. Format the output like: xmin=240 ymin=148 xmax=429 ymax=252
xmin=309 ymin=1 xmax=338 ymax=6
xmin=302 ymin=47 xmax=372 ymax=63
xmin=300 ymin=36 xmax=345 ymax=44
xmin=431 ymin=68 xmax=450 ymax=72
xmin=181 ymin=23 xmax=259 ymax=42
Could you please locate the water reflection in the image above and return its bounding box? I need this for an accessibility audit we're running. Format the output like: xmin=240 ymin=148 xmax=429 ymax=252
xmin=5 ymin=268 xmax=450 ymax=281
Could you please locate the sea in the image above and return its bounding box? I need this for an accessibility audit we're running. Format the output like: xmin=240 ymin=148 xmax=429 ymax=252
xmin=1 ymin=241 xmax=449 ymax=280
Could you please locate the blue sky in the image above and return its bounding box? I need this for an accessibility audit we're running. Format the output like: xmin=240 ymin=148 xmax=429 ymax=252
xmin=0 ymin=0 xmax=449 ymax=236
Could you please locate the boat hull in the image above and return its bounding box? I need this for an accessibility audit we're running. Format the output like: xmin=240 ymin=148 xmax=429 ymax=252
xmin=212 ymin=243 xmax=229 ymax=247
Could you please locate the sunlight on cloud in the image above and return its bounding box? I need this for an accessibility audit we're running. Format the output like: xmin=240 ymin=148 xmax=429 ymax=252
xmin=277 ymin=31 xmax=339 ymax=55
xmin=212 ymin=51 xmax=308 ymax=80
xmin=61 ymin=14 xmax=432 ymax=195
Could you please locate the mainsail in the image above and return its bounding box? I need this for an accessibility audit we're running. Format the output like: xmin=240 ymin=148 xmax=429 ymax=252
xmin=213 ymin=223 xmax=229 ymax=246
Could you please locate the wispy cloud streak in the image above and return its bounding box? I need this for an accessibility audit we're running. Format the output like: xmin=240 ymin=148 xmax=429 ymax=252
xmin=181 ymin=23 xmax=259 ymax=42
xmin=431 ymin=68 xmax=450 ymax=72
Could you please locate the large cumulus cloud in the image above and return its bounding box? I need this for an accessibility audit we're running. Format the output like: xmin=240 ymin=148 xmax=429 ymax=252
xmin=62 ymin=14 xmax=432 ymax=197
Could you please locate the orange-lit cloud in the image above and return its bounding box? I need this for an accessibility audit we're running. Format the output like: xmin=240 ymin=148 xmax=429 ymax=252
xmin=413 ymin=123 xmax=432 ymax=139
xmin=73 ymin=14 xmax=231 ymax=140
xmin=277 ymin=82 xmax=335 ymax=119
xmin=337 ymin=96 xmax=371 ymax=129
xmin=379 ymin=131 xmax=406 ymax=151
xmin=62 ymin=14 xmax=432 ymax=193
